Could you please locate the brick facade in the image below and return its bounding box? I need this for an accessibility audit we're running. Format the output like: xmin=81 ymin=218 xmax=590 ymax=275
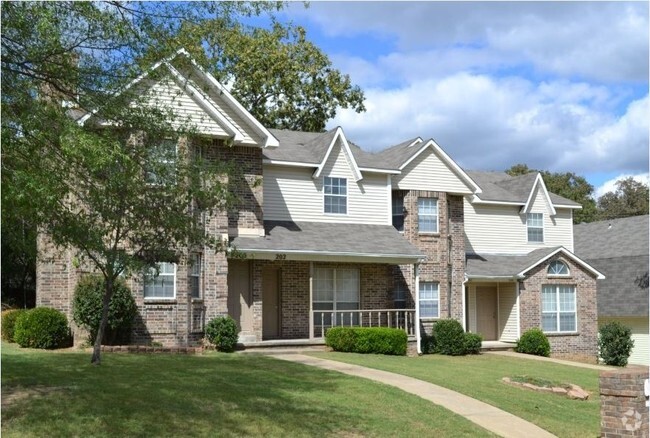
xmin=600 ymin=369 xmax=649 ymax=437
xmin=519 ymin=255 xmax=599 ymax=362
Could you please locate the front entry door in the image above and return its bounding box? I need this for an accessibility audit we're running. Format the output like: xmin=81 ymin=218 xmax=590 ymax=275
xmin=262 ymin=267 xmax=280 ymax=339
xmin=476 ymin=286 xmax=498 ymax=341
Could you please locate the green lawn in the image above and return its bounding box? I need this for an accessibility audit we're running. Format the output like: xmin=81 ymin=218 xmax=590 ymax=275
xmin=1 ymin=343 xmax=494 ymax=437
xmin=310 ymin=351 xmax=601 ymax=437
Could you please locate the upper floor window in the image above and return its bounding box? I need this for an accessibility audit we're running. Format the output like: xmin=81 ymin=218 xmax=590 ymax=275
xmin=541 ymin=285 xmax=576 ymax=332
xmin=324 ymin=177 xmax=347 ymax=214
xmin=144 ymin=262 xmax=176 ymax=299
xmin=527 ymin=213 xmax=543 ymax=242
xmin=189 ymin=254 xmax=201 ymax=298
xmin=418 ymin=198 xmax=438 ymax=233
xmin=419 ymin=282 xmax=439 ymax=318
xmin=548 ymin=260 xmax=569 ymax=276
xmin=146 ymin=139 xmax=177 ymax=185
xmin=392 ymin=191 xmax=405 ymax=231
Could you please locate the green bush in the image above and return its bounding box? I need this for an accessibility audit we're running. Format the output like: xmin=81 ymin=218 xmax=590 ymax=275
xmin=599 ymin=321 xmax=634 ymax=367
xmin=2 ymin=308 xmax=27 ymax=342
xmin=72 ymin=275 xmax=137 ymax=345
xmin=432 ymin=319 xmax=466 ymax=355
xmin=326 ymin=327 xmax=407 ymax=355
xmin=463 ymin=332 xmax=483 ymax=355
xmin=14 ymin=307 xmax=70 ymax=349
xmin=515 ymin=328 xmax=551 ymax=357
xmin=205 ymin=315 xmax=239 ymax=352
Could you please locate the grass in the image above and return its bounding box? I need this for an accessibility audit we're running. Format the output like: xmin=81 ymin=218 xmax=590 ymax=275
xmin=1 ymin=343 xmax=495 ymax=437
xmin=310 ymin=351 xmax=601 ymax=437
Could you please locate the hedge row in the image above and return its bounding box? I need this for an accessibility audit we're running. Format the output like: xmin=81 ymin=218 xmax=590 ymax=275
xmin=326 ymin=327 xmax=407 ymax=355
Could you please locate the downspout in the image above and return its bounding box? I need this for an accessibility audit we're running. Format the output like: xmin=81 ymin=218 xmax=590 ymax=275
xmin=414 ymin=263 xmax=421 ymax=354
xmin=309 ymin=262 xmax=314 ymax=340
xmin=461 ymin=275 xmax=468 ymax=331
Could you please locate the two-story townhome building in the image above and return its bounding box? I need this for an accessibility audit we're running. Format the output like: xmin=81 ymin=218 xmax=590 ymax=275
xmin=36 ymin=50 xmax=603 ymax=360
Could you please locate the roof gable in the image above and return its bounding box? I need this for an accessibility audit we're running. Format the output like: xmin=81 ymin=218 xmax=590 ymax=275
xmin=521 ymin=173 xmax=557 ymax=216
xmin=79 ymin=49 xmax=279 ymax=148
xmin=312 ymin=127 xmax=362 ymax=182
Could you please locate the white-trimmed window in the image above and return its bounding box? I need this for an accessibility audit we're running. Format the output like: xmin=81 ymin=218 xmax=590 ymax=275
xmin=324 ymin=177 xmax=347 ymax=214
xmin=548 ymin=260 xmax=569 ymax=276
xmin=419 ymin=282 xmax=439 ymax=318
xmin=418 ymin=198 xmax=438 ymax=233
xmin=527 ymin=213 xmax=544 ymax=242
xmin=392 ymin=191 xmax=405 ymax=232
xmin=146 ymin=139 xmax=177 ymax=185
xmin=393 ymin=283 xmax=407 ymax=309
xmin=189 ymin=254 xmax=201 ymax=298
xmin=313 ymin=267 xmax=359 ymax=327
xmin=541 ymin=285 xmax=576 ymax=332
xmin=144 ymin=262 xmax=176 ymax=299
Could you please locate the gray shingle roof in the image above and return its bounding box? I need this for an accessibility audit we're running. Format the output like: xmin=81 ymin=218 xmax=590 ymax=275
xmin=465 ymin=171 xmax=580 ymax=207
xmin=231 ymin=221 xmax=424 ymax=260
xmin=574 ymin=215 xmax=649 ymax=317
xmin=465 ymin=247 xmax=561 ymax=278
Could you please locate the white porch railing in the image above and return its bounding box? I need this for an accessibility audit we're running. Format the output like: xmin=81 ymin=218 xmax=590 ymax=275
xmin=312 ymin=309 xmax=416 ymax=339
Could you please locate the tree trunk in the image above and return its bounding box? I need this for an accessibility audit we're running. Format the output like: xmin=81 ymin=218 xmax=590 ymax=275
xmin=91 ymin=277 xmax=115 ymax=365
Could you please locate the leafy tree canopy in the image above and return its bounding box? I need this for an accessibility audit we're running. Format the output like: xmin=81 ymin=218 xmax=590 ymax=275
xmin=597 ymin=177 xmax=649 ymax=220
xmin=505 ymin=164 xmax=597 ymax=224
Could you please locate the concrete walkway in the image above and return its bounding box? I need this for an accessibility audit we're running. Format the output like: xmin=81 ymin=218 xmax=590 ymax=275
xmin=484 ymin=350 xmax=615 ymax=371
xmin=271 ymin=353 xmax=556 ymax=438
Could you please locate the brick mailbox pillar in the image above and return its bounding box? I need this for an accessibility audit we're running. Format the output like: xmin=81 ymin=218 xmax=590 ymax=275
xmin=600 ymin=369 xmax=649 ymax=437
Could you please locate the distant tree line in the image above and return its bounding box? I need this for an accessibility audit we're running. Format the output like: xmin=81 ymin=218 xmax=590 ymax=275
xmin=505 ymin=164 xmax=649 ymax=223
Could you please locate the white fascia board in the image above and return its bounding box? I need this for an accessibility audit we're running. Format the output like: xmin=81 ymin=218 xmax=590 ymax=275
xmin=408 ymin=137 xmax=424 ymax=148
xmin=465 ymin=275 xmax=522 ymax=280
xmin=398 ymin=139 xmax=482 ymax=194
xmin=164 ymin=63 xmax=244 ymax=142
xmin=262 ymin=159 xmax=318 ymax=168
xmin=554 ymin=204 xmax=583 ymax=209
xmin=521 ymin=173 xmax=557 ymax=216
xmin=470 ymin=196 xmax=525 ymax=206
xmin=78 ymin=48 xmax=189 ymax=126
xmin=358 ymin=167 xmax=401 ymax=175
xmin=312 ymin=127 xmax=363 ymax=182
xmin=516 ymin=247 xmax=605 ymax=280
xmin=181 ymin=54 xmax=279 ymax=148
xmin=233 ymin=248 xmax=425 ymax=264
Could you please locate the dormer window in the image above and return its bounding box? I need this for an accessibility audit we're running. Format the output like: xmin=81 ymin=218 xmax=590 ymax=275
xmin=324 ymin=177 xmax=347 ymax=214
xmin=548 ymin=260 xmax=569 ymax=276
xmin=527 ymin=213 xmax=543 ymax=243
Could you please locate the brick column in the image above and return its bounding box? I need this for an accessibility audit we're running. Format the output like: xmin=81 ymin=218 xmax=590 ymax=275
xmin=600 ymin=369 xmax=649 ymax=437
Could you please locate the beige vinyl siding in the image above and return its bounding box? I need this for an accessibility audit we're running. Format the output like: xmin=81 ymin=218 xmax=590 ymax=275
xmin=263 ymin=141 xmax=389 ymax=224
xmin=497 ymin=283 xmax=518 ymax=342
xmin=203 ymin=88 xmax=263 ymax=146
xmin=599 ymin=317 xmax=649 ymax=366
xmin=392 ymin=148 xmax=473 ymax=194
xmin=464 ymin=199 xmax=574 ymax=254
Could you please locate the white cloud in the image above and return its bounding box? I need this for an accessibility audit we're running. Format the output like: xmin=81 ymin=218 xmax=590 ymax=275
xmin=594 ymin=173 xmax=650 ymax=198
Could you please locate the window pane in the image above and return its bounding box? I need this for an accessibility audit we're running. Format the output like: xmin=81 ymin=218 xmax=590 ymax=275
xmin=541 ymin=286 xmax=557 ymax=312
xmin=528 ymin=228 xmax=543 ymax=242
xmin=559 ymin=313 xmax=576 ymax=331
xmin=548 ymin=261 xmax=569 ymax=275
xmin=542 ymin=313 xmax=557 ymax=332
xmin=559 ymin=286 xmax=575 ymax=311
xmin=418 ymin=198 xmax=438 ymax=233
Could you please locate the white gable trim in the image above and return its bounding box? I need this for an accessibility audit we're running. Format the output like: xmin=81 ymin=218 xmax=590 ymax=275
xmin=263 ymin=159 xmax=317 ymax=168
xmin=358 ymin=167 xmax=401 ymax=175
xmin=408 ymin=137 xmax=424 ymax=148
xmin=164 ymin=63 xmax=244 ymax=142
xmin=470 ymin=197 xmax=524 ymax=206
xmin=312 ymin=127 xmax=363 ymax=182
xmin=399 ymin=139 xmax=481 ymax=194
xmin=521 ymin=173 xmax=557 ymax=216
xmin=517 ymin=247 xmax=605 ymax=280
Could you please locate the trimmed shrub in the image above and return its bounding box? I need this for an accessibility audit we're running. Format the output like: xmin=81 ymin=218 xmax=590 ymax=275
xmin=432 ymin=319 xmax=466 ymax=355
xmin=205 ymin=315 xmax=239 ymax=352
xmin=463 ymin=332 xmax=483 ymax=355
xmin=14 ymin=307 xmax=70 ymax=349
xmin=326 ymin=327 xmax=407 ymax=355
xmin=72 ymin=275 xmax=137 ymax=345
xmin=2 ymin=308 xmax=27 ymax=342
xmin=599 ymin=321 xmax=634 ymax=367
xmin=515 ymin=328 xmax=551 ymax=357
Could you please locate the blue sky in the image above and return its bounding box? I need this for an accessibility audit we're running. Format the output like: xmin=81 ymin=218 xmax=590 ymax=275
xmin=273 ymin=1 xmax=649 ymax=196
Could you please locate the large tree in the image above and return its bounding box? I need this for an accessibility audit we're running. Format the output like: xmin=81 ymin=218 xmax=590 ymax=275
xmin=2 ymin=1 xmax=365 ymax=364
xmin=597 ymin=177 xmax=649 ymax=220
xmin=505 ymin=164 xmax=597 ymax=223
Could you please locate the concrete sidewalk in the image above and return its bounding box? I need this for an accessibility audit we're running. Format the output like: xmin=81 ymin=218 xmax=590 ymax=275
xmin=271 ymin=353 xmax=556 ymax=438
xmin=484 ymin=350 xmax=616 ymax=371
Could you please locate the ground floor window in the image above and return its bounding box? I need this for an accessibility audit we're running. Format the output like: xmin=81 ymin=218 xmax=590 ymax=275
xmin=313 ymin=267 xmax=360 ymax=327
xmin=144 ymin=262 xmax=176 ymax=298
xmin=419 ymin=282 xmax=439 ymax=318
xmin=541 ymin=285 xmax=576 ymax=332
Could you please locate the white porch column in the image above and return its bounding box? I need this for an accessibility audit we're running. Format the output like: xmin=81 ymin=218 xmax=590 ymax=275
xmin=414 ymin=263 xmax=421 ymax=354
xmin=309 ymin=262 xmax=314 ymax=340
xmin=516 ymin=280 xmax=521 ymax=339
xmin=461 ymin=276 xmax=468 ymax=331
